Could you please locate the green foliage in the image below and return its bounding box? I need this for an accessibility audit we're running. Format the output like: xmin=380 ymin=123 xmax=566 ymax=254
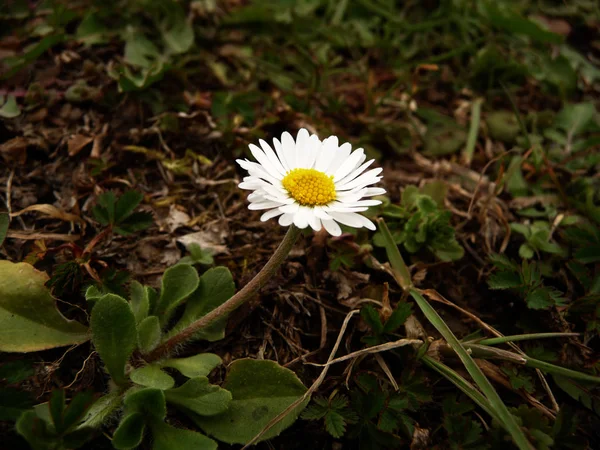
xmin=130 ymin=365 xmax=175 ymax=390
xmin=487 ymin=254 xmax=566 ymax=310
xmin=510 ymin=221 xmax=566 ymax=259
xmin=16 ymin=390 xmax=95 ymax=450
xmin=373 ymin=186 xmax=464 ymax=261
xmin=502 ymin=367 xmax=535 ymax=393
xmin=161 ymin=353 xmax=222 ymax=378
xmin=92 ymin=190 xmax=152 ymax=236
xmin=301 ymin=393 xmax=358 ymax=438
xmin=90 ymin=294 xmax=138 ymax=385
xmin=154 ymin=264 xmax=200 ymax=326
xmin=0 ymin=261 xmax=88 ymax=352
xmin=361 ymin=301 xmax=413 ymax=346
xmin=167 ymin=267 xmax=236 ymax=342
xmin=177 ymin=243 xmax=214 ymax=266
xmin=0 ymin=95 xmax=21 ymax=118
xmin=345 ymin=372 xmax=430 ymax=449
xmin=165 ymin=376 xmax=232 ymax=416
xmin=442 ymin=395 xmax=489 ymax=449
xmin=194 ymin=359 xmax=308 ymax=444
xmin=137 ymin=316 xmax=162 ymax=353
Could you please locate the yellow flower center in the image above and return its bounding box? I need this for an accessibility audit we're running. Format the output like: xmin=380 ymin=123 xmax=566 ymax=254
xmin=282 ymin=168 xmax=337 ymax=206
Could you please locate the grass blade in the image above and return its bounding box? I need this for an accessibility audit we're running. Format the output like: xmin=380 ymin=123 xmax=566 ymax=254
xmin=410 ymin=289 xmax=533 ymax=450
xmin=422 ymin=355 xmax=499 ymax=422
xmin=376 ymin=219 xmax=412 ymax=290
xmin=463 ymin=98 xmax=483 ymax=166
xmin=475 ymin=332 xmax=580 ymax=346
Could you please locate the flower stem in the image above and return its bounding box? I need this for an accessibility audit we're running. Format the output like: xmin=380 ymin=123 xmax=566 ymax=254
xmin=146 ymin=225 xmax=302 ymax=362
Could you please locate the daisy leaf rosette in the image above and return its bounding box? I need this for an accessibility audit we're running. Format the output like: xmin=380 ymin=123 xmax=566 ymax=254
xmin=237 ymin=129 xmax=385 ymax=236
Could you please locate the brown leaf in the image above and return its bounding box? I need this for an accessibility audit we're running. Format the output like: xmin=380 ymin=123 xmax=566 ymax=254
xmin=67 ymin=134 xmax=93 ymax=156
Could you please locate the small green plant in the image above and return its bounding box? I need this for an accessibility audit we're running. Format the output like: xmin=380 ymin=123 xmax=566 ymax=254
xmin=92 ymin=190 xmax=153 ymax=236
xmin=373 ymin=185 xmax=464 ymax=261
xmin=360 ymin=301 xmax=413 ymax=346
xmin=345 ymin=373 xmax=430 ymax=449
xmin=487 ymin=254 xmax=566 ymax=310
xmin=16 ymin=390 xmax=96 ymax=450
xmin=5 ymin=228 xmax=309 ymax=449
xmin=301 ymin=393 xmax=358 ymax=438
xmin=442 ymin=395 xmax=489 ymax=450
xmin=509 ymin=220 xmax=566 ymax=259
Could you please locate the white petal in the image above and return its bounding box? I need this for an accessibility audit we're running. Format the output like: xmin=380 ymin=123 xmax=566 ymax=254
xmin=327 ymin=211 xmax=367 ymax=228
xmin=336 ymin=168 xmax=383 ymax=191
xmin=336 ymin=159 xmax=375 ymax=186
xmin=322 ymin=219 xmax=342 ymax=237
xmin=295 ymin=128 xmax=310 ymax=168
xmin=308 ymin=214 xmax=322 ymax=231
xmin=313 ymin=206 xmax=333 ymax=220
xmin=333 ymin=148 xmax=365 ymax=182
xmin=261 ymin=209 xmax=284 ymax=221
xmin=259 ymin=139 xmax=286 ymax=176
xmin=326 ymin=142 xmax=352 ymax=174
xmin=273 ymin=137 xmax=291 ymax=172
xmin=293 ymin=206 xmax=311 ymax=229
xmin=280 ymin=203 xmax=300 ymax=214
xmin=340 ymin=199 xmax=382 ymax=207
xmin=281 ymin=131 xmax=298 ymax=169
xmin=279 ymin=213 xmax=294 ymax=226
xmin=315 ymin=136 xmax=338 ymax=172
xmin=305 ymin=134 xmax=321 ymax=169
xmin=249 ymin=201 xmax=285 ymax=210
xmin=249 ymin=144 xmax=283 ymax=180
xmin=364 ymin=187 xmax=386 ymax=197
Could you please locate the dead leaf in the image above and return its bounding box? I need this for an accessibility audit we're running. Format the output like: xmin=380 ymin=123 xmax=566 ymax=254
xmin=11 ymin=204 xmax=84 ymax=224
xmin=177 ymin=225 xmax=229 ymax=255
xmin=165 ymin=205 xmax=191 ymax=233
xmin=67 ymin=134 xmax=93 ymax=156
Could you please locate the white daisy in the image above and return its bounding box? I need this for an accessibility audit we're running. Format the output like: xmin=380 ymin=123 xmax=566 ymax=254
xmin=237 ymin=128 xmax=386 ymax=236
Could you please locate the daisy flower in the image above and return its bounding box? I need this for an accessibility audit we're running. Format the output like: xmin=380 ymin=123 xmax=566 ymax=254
xmin=237 ymin=128 xmax=385 ymax=236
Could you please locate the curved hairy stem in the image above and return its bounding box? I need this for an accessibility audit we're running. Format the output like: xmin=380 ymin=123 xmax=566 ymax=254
xmin=146 ymin=225 xmax=302 ymax=362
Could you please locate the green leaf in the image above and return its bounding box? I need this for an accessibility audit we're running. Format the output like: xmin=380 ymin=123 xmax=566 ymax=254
xmin=161 ymin=353 xmax=222 ymax=378
xmin=0 ymin=359 xmax=35 ymax=383
xmin=114 ymin=191 xmax=144 ymax=224
xmin=361 ymin=304 xmax=383 ymax=334
xmin=481 ymin=2 xmax=563 ymax=44
xmin=91 ymin=294 xmax=137 ymax=385
xmin=0 ymin=387 xmax=33 ymax=421
xmin=124 ymin=388 xmax=166 ymax=420
xmin=130 ymin=365 xmax=175 ymax=390
xmin=525 ymin=287 xmax=565 ymax=310
xmin=114 ymin=211 xmax=153 ymax=236
xmin=194 ymin=359 xmax=308 ymax=444
xmin=0 ymin=261 xmax=88 ymax=352
xmin=16 ymin=410 xmax=56 ymax=450
xmin=168 ymin=267 xmax=235 ymax=342
xmin=113 ymin=412 xmax=146 ymax=450
xmin=75 ymin=12 xmax=110 ymax=46
xmin=155 ymin=264 xmax=200 ymax=326
xmin=49 ymin=389 xmax=66 ymax=433
xmin=382 ymin=302 xmax=412 ymax=334
xmin=488 ymin=271 xmax=522 ymax=290
xmin=138 ymin=316 xmax=162 ymax=354
xmin=151 ymin=421 xmax=217 ymax=450
xmin=76 ymin=391 xmax=122 ymax=430
xmin=555 ymin=103 xmax=596 ymax=137
xmin=519 ymin=244 xmax=535 ymax=259
xmin=0 ymin=95 xmax=20 ymax=118
xmin=165 ymin=376 xmax=231 ymax=416
xmin=129 ymin=281 xmax=149 ymax=324
xmin=159 ymin=2 xmax=194 ymax=54
xmin=0 ymin=212 xmax=8 ymax=246
xmin=324 ymin=410 xmax=346 ymax=438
